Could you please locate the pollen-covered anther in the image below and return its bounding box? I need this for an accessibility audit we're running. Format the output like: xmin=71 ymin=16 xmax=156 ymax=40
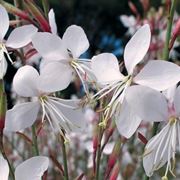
xmin=169 ymin=116 xmax=177 ymax=126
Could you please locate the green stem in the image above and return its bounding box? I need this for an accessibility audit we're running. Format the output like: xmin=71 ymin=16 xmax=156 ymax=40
xmin=31 ymin=124 xmax=39 ymax=156
xmin=95 ymin=128 xmax=103 ymax=180
xmin=41 ymin=0 xmax=49 ymax=18
xmin=163 ymin=0 xmax=177 ymax=60
xmin=0 ymin=135 xmax=15 ymax=180
xmin=60 ymin=135 xmax=69 ymax=180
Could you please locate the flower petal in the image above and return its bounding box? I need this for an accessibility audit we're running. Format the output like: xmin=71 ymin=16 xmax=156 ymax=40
xmin=48 ymin=98 xmax=86 ymax=132
xmin=13 ymin=65 xmax=39 ymax=97
xmin=5 ymin=101 xmax=40 ymax=132
xmin=125 ymin=85 xmax=168 ymax=122
xmin=115 ymin=99 xmax=142 ymax=138
xmin=62 ymin=25 xmax=89 ymax=58
xmin=6 ymin=25 xmax=38 ymax=48
xmin=91 ymin=53 xmax=124 ymax=85
xmin=134 ymin=60 xmax=180 ymax=91
xmin=0 ymin=156 xmax=9 ymax=180
xmin=48 ymin=9 xmax=57 ymax=34
xmin=15 ymin=156 xmax=49 ymax=180
xmin=124 ymin=24 xmax=151 ymax=74
xmin=32 ymin=32 xmax=68 ymax=61
xmin=174 ymin=86 xmax=180 ymax=116
xmin=0 ymin=5 xmax=9 ymax=41
xmin=0 ymin=52 xmax=7 ymax=79
xmin=39 ymin=61 xmax=73 ymax=92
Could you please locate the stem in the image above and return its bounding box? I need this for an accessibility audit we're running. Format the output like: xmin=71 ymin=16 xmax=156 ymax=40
xmin=0 ymin=134 xmax=15 ymax=180
xmin=163 ymin=0 xmax=177 ymax=60
xmin=31 ymin=124 xmax=39 ymax=156
xmin=0 ymin=81 xmax=15 ymax=179
xmin=41 ymin=0 xmax=49 ymax=18
xmin=95 ymin=127 xmax=103 ymax=180
xmin=60 ymin=135 xmax=69 ymax=180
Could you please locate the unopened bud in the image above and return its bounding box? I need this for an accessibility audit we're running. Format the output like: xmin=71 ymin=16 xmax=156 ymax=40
xmin=109 ymin=161 xmax=120 ymax=180
xmin=106 ymin=139 xmax=121 ymax=178
xmin=169 ymin=19 xmax=180 ymax=50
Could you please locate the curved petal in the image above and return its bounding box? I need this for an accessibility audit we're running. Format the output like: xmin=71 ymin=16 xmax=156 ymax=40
xmin=13 ymin=65 xmax=39 ymax=97
xmin=125 ymin=85 xmax=168 ymax=122
xmin=32 ymin=32 xmax=68 ymax=61
xmin=6 ymin=25 xmax=38 ymax=49
xmin=48 ymin=98 xmax=86 ymax=133
xmin=15 ymin=156 xmax=49 ymax=180
xmin=115 ymin=99 xmax=142 ymax=138
xmin=124 ymin=24 xmax=151 ymax=74
xmin=91 ymin=53 xmax=124 ymax=84
xmin=0 ymin=156 xmax=9 ymax=180
xmin=134 ymin=60 xmax=180 ymax=91
xmin=62 ymin=25 xmax=89 ymax=58
xmin=174 ymin=86 xmax=180 ymax=116
xmin=38 ymin=61 xmax=73 ymax=92
xmin=48 ymin=9 xmax=57 ymax=34
xmin=0 ymin=52 xmax=7 ymax=79
xmin=0 ymin=5 xmax=9 ymax=40
xmin=5 ymin=101 xmax=40 ymax=132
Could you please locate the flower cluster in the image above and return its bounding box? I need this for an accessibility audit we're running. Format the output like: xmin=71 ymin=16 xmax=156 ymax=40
xmin=0 ymin=2 xmax=180 ymax=179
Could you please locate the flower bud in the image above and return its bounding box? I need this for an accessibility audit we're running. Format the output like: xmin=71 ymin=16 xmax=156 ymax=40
xmin=109 ymin=161 xmax=120 ymax=180
xmin=169 ymin=19 xmax=180 ymax=50
xmin=24 ymin=0 xmax=51 ymax=32
xmin=105 ymin=139 xmax=121 ymax=178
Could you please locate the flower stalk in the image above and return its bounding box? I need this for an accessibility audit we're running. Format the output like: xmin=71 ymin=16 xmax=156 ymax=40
xmin=163 ymin=0 xmax=177 ymax=60
xmin=31 ymin=124 xmax=39 ymax=156
xmin=59 ymin=134 xmax=69 ymax=180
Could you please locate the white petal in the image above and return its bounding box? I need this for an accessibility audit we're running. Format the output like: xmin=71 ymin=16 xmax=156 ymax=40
xmin=15 ymin=156 xmax=49 ymax=180
xmin=124 ymin=24 xmax=151 ymax=74
xmin=62 ymin=25 xmax=89 ymax=58
xmin=6 ymin=25 xmax=38 ymax=48
xmin=120 ymin=15 xmax=136 ymax=27
xmin=48 ymin=9 xmax=57 ymax=34
xmin=115 ymin=99 xmax=142 ymax=138
xmin=5 ymin=101 xmax=40 ymax=132
xmin=134 ymin=60 xmax=180 ymax=91
xmin=103 ymin=142 xmax=115 ymax=155
xmin=13 ymin=65 xmax=39 ymax=97
xmin=32 ymin=32 xmax=68 ymax=61
xmin=0 ymin=156 xmax=9 ymax=180
xmin=39 ymin=61 xmax=73 ymax=92
xmin=163 ymin=85 xmax=176 ymax=103
xmin=0 ymin=52 xmax=7 ymax=79
xmin=49 ymin=98 xmax=86 ymax=132
xmin=174 ymin=86 xmax=180 ymax=116
xmin=91 ymin=53 xmax=124 ymax=84
xmin=125 ymin=85 xmax=168 ymax=122
xmin=0 ymin=5 xmax=9 ymax=40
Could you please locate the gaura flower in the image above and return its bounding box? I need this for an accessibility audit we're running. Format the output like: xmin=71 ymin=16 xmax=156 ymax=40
xmin=5 ymin=65 xmax=86 ymax=135
xmin=32 ymin=25 xmax=92 ymax=94
xmin=139 ymin=85 xmax=180 ymax=178
xmin=0 ymin=155 xmax=49 ymax=180
xmin=0 ymin=5 xmax=38 ymax=78
xmin=91 ymin=24 xmax=180 ymax=128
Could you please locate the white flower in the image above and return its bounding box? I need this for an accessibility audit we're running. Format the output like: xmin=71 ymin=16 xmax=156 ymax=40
xmin=142 ymin=85 xmax=180 ymax=178
xmin=5 ymin=65 xmax=86 ymax=135
xmin=0 ymin=5 xmax=38 ymax=78
xmin=0 ymin=156 xmax=49 ymax=180
xmin=32 ymin=25 xmax=91 ymax=93
xmin=91 ymin=24 xmax=180 ymax=129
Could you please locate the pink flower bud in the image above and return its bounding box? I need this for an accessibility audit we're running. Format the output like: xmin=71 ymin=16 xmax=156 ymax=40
xmin=109 ymin=162 xmax=120 ymax=180
xmin=169 ymin=19 xmax=180 ymax=50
